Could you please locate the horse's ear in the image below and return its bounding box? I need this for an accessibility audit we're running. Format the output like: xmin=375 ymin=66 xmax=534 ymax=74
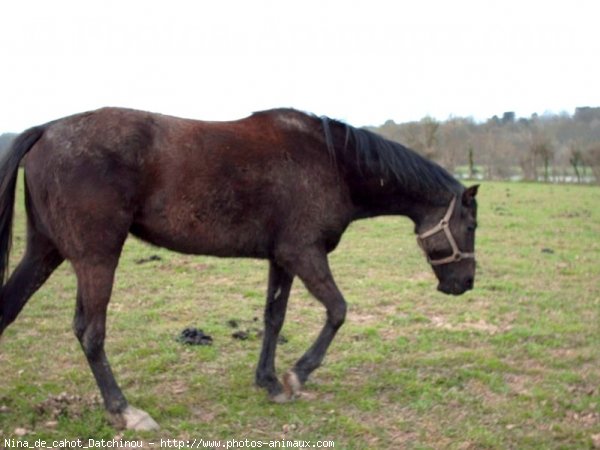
xmin=462 ymin=184 xmax=479 ymax=207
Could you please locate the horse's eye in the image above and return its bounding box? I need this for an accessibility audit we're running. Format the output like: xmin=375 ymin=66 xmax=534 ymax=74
xmin=467 ymin=224 xmax=476 ymax=232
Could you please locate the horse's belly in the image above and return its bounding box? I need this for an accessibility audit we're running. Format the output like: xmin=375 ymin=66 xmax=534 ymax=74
xmin=130 ymin=209 xmax=273 ymax=259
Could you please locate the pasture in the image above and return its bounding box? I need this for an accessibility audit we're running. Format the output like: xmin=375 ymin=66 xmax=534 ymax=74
xmin=0 ymin=176 xmax=599 ymax=449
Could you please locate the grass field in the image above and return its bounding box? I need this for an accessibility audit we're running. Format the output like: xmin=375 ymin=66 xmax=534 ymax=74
xmin=0 ymin=177 xmax=599 ymax=449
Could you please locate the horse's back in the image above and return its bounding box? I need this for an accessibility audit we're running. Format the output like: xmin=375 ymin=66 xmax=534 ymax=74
xmin=129 ymin=110 xmax=349 ymax=257
xmin=22 ymin=108 xmax=351 ymax=261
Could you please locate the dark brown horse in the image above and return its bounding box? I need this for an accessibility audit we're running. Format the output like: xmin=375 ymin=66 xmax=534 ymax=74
xmin=0 ymin=108 xmax=478 ymax=430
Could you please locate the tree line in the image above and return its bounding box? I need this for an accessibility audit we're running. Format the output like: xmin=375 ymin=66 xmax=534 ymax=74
xmin=371 ymin=107 xmax=600 ymax=184
xmin=0 ymin=133 xmax=16 ymax=160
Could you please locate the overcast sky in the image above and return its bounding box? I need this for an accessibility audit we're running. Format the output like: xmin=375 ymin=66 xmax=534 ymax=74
xmin=1 ymin=0 xmax=599 ymax=133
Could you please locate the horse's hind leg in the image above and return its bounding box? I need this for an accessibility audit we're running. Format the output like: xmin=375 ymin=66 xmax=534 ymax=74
xmin=255 ymin=260 xmax=294 ymax=401
xmin=0 ymin=226 xmax=63 ymax=335
xmin=72 ymin=257 xmax=159 ymax=431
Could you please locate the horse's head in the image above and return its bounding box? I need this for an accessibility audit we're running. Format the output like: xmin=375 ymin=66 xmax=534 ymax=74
xmin=416 ymin=185 xmax=479 ymax=295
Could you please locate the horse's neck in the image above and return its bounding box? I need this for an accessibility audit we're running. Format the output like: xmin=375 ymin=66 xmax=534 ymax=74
xmin=348 ymin=176 xmax=450 ymax=230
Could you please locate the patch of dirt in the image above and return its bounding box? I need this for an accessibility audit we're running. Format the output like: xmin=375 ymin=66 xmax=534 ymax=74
xmin=190 ymin=406 xmax=221 ymax=423
xmin=553 ymin=209 xmax=592 ymax=219
xmin=466 ymin=379 xmax=506 ymax=405
xmin=409 ymin=271 xmax=435 ymax=282
xmin=429 ymin=315 xmax=513 ymax=334
xmin=351 ymin=303 xmax=400 ymax=327
xmin=592 ymin=433 xmax=600 ymax=449
xmin=351 ymin=312 xmax=380 ymax=325
xmin=168 ymin=379 xmax=189 ymax=396
xmin=504 ymin=373 xmax=532 ymax=396
xmin=35 ymin=392 xmax=101 ymax=420
xmin=565 ymin=410 xmax=599 ymax=428
xmin=176 ymin=260 xmax=212 ymax=271
xmin=337 ymin=365 xmax=382 ymax=389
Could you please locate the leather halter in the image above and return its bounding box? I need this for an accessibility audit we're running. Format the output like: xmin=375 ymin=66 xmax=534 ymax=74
xmin=416 ymin=196 xmax=475 ymax=266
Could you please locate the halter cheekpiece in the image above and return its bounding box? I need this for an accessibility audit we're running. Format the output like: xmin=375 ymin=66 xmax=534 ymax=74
xmin=416 ymin=196 xmax=475 ymax=266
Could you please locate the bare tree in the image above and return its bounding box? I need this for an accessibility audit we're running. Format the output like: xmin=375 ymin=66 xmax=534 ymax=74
xmin=584 ymin=144 xmax=600 ymax=184
xmin=438 ymin=118 xmax=472 ymax=173
xmin=467 ymin=146 xmax=475 ymax=179
xmin=568 ymin=141 xmax=585 ymax=183
xmin=394 ymin=117 xmax=441 ymax=160
xmin=421 ymin=117 xmax=440 ymax=159
xmin=534 ymin=140 xmax=554 ymax=181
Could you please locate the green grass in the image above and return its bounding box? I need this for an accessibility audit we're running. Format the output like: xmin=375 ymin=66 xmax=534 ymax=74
xmin=1 ymin=177 xmax=599 ymax=449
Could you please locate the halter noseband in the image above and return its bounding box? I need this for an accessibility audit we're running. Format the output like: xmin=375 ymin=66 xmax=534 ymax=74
xmin=416 ymin=196 xmax=475 ymax=266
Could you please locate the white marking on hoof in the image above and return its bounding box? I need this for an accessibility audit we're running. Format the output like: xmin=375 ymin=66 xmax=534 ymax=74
xmin=283 ymin=370 xmax=302 ymax=400
xmin=269 ymin=391 xmax=292 ymax=403
xmin=121 ymin=405 xmax=160 ymax=431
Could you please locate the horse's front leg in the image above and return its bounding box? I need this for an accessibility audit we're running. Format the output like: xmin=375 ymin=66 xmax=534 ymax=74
xmin=256 ymin=260 xmax=294 ymax=402
xmin=276 ymin=247 xmax=347 ymax=401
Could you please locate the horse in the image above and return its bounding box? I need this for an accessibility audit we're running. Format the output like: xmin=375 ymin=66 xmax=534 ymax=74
xmin=0 ymin=107 xmax=478 ymax=430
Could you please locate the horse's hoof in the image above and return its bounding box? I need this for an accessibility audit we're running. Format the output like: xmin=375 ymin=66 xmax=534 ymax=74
xmin=283 ymin=370 xmax=302 ymax=399
xmin=116 ymin=405 xmax=160 ymax=431
xmin=268 ymin=371 xmax=301 ymax=403
xmin=269 ymin=391 xmax=292 ymax=403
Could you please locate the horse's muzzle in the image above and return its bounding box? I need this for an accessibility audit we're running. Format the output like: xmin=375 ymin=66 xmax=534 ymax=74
xmin=437 ymin=277 xmax=474 ymax=296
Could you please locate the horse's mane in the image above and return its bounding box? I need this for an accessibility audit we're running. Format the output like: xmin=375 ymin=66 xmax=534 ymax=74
xmin=320 ymin=116 xmax=463 ymax=201
xmin=253 ymin=108 xmax=463 ymax=202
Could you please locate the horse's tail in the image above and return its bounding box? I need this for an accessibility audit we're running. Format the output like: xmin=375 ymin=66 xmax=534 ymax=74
xmin=0 ymin=125 xmax=47 ymax=290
